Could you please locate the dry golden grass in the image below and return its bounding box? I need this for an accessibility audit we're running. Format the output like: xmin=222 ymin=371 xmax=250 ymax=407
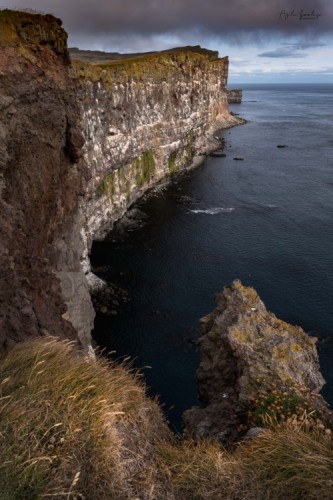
xmin=159 ymin=416 xmax=333 ymax=499
xmin=158 ymin=439 xmax=245 ymax=499
xmin=236 ymin=415 xmax=333 ymax=499
xmin=1 ymin=337 xmax=333 ymax=499
xmin=0 ymin=337 xmax=171 ymax=499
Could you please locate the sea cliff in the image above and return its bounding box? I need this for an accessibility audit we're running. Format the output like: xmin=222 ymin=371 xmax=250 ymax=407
xmin=0 ymin=10 xmax=90 ymax=349
xmin=0 ymin=10 xmax=240 ymax=350
xmin=76 ymin=48 xmax=236 ymax=260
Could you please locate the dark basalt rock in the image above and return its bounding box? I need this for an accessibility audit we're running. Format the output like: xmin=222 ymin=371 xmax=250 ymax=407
xmin=210 ymin=151 xmax=226 ymax=157
xmin=0 ymin=10 xmax=89 ymax=349
xmin=111 ymin=208 xmax=148 ymax=236
xmin=227 ymin=89 xmax=242 ymax=104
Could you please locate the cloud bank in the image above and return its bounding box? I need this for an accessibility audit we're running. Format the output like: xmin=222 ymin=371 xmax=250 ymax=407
xmin=258 ymin=48 xmax=308 ymax=58
xmin=2 ymin=0 xmax=332 ymax=48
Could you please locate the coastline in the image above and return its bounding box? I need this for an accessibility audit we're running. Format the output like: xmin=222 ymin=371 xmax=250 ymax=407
xmin=1 ymin=10 xmax=333 ymax=498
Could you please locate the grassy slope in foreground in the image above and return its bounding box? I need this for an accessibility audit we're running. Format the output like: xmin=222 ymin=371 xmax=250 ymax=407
xmin=0 ymin=338 xmax=332 ymax=499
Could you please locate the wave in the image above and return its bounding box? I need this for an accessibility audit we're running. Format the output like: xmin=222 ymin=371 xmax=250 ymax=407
xmin=189 ymin=207 xmax=235 ymax=215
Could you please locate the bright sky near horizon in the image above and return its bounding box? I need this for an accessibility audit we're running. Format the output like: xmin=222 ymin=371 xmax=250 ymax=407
xmin=2 ymin=0 xmax=333 ymax=83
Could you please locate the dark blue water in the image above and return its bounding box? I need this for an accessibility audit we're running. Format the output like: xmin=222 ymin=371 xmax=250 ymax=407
xmin=92 ymin=84 xmax=333 ymax=432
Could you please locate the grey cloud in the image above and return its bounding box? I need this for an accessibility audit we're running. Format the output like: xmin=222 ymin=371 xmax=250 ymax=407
xmin=258 ymin=48 xmax=308 ymax=58
xmin=258 ymin=39 xmax=328 ymax=58
xmin=281 ymin=42 xmax=327 ymax=49
xmin=1 ymin=0 xmax=332 ymax=48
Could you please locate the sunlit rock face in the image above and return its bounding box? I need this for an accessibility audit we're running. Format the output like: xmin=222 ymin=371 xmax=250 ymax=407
xmin=73 ymin=48 xmax=239 ymax=268
xmin=0 ymin=11 xmax=238 ymax=350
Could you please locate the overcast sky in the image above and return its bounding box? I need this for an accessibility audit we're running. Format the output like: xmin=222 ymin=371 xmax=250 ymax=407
xmin=2 ymin=0 xmax=333 ymax=83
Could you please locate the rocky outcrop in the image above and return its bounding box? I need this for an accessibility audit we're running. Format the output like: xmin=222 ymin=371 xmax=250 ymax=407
xmin=227 ymin=89 xmax=242 ymax=103
xmin=0 ymin=10 xmax=240 ymax=351
xmin=184 ymin=280 xmax=325 ymax=442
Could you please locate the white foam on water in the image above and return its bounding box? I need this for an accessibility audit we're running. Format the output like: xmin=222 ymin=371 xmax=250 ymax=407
xmin=189 ymin=207 xmax=235 ymax=215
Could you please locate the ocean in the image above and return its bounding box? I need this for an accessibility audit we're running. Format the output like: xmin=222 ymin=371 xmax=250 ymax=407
xmin=91 ymin=84 xmax=333 ymax=432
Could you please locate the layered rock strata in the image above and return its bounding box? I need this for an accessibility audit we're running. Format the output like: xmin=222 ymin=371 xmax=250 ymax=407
xmin=0 ymin=10 xmax=240 ymax=350
xmin=184 ymin=280 xmax=326 ymax=442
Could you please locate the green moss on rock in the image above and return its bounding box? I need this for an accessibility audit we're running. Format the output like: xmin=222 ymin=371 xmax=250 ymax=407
xmin=168 ymin=150 xmax=178 ymax=174
xmin=135 ymin=149 xmax=155 ymax=188
xmin=0 ymin=9 xmax=68 ymax=58
xmin=98 ymin=171 xmax=116 ymax=199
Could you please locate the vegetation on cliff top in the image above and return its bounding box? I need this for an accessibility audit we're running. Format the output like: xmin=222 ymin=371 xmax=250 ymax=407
xmin=69 ymin=45 xmax=222 ymax=64
xmin=72 ymin=49 xmax=227 ymax=88
xmin=1 ymin=338 xmax=333 ymax=499
xmin=0 ymin=338 xmax=170 ymax=499
xmin=0 ymin=9 xmax=68 ymax=58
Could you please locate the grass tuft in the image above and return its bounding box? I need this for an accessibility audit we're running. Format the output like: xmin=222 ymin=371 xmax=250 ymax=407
xmin=236 ymin=414 xmax=333 ymax=499
xmin=0 ymin=337 xmax=170 ymax=499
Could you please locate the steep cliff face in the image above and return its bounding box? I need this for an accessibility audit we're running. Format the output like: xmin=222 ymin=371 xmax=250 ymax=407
xmin=73 ymin=49 xmax=239 ymax=267
xmin=0 ymin=10 xmax=239 ymax=349
xmin=0 ymin=10 xmax=93 ymax=351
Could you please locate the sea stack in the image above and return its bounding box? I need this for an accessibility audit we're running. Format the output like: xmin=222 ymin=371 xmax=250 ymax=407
xmin=184 ymin=280 xmax=327 ymax=443
xmin=227 ymin=89 xmax=242 ymax=103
